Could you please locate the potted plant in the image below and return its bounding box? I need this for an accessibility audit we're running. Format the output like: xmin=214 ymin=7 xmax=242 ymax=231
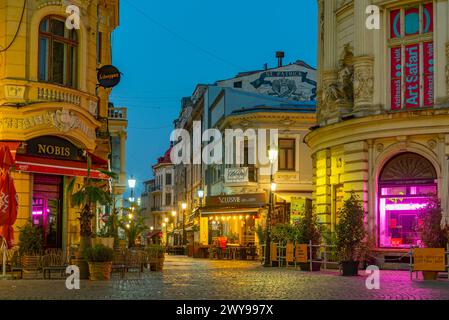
xmin=83 ymin=243 xmax=114 ymax=280
xmin=146 ymin=244 xmax=165 ymax=271
xmin=18 ymin=222 xmax=43 ymax=274
xmin=67 ymin=156 xmax=116 ymax=279
xmin=118 ymin=204 xmax=148 ymax=248
xmin=336 ymin=192 xmax=366 ymax=276
xmin=296 ymin=207 xmax=322 ymax=271
xmin=417 ymin=196 xmax=449 ymax=280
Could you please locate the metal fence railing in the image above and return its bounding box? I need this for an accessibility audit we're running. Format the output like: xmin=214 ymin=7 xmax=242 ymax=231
xmin=260 ymin=240 xmax=338 ymax=270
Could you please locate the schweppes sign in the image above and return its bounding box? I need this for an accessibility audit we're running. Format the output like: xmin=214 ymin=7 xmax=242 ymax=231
xmin=26 ymin=136 xmax=79 ymax=160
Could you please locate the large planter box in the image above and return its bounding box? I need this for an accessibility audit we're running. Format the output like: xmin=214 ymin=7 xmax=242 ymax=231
xmin=92 ymin=237 xmax=114 ymax=249
xmin=341 ymin=261 xmax=359 ymax=276
xmin=88 ymin=262 xmax=112 ymax=280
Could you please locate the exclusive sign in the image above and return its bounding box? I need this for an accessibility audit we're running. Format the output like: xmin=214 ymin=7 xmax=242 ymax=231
xmin=205 ymin=193 xmax=266 ymax=207
xmin=97 ymin=65 xmax=121 ymax=88
xmin=413 ymin=248 xmax=446 ymax=272
xmin=224 ymin=167 xmax=249 ymax=183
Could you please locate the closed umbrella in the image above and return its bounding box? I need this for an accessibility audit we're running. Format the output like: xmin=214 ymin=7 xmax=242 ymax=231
xmin=0 ymin=145 xmax=18 ymax=249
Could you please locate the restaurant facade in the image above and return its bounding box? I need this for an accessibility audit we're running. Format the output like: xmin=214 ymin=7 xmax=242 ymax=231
xmin=305 ymin=0 xmax=449 ymax=264
xmin=0 ymin=0 xmax=120 ymax=250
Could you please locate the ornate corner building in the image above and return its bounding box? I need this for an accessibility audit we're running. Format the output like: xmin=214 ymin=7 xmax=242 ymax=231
xmin=305 ymin=0 xmax=449 ymax=263
xmin=0 ymin=0 xmax=120 ymax=249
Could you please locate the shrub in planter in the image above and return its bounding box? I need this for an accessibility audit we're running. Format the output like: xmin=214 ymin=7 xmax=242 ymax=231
xmin=336 ymin=192 xmax=366 ymax=276
xmin=271 ymin=223 xmax=298 ymax=245
xmin=296 ymin=207 xmax=322 ymax=271
xmin=18 ymin=222 xmax=43 ymax=256
xmin=19 ymin=222 xmax=43 ymax=272
xmin=83 ymin=244 xmax=114 ymax=280
xmin=417 ymin=196 xmax=449 ymax=280
xmin=146 ymin=244 xmax=165 ymax=271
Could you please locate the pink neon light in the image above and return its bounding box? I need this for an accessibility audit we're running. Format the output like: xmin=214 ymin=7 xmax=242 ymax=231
xmin=32 ymin=210 xmax=43 ymax=215
xmin=385 ymin=203 xmax=426 ymax=211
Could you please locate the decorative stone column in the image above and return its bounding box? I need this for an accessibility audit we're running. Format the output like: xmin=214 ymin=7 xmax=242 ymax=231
xmin=353 ymin=55 xmax=375 ymax=116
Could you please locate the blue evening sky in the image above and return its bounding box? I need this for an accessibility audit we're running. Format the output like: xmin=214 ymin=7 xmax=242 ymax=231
xmin=110 ymin=0 xmax=317 ymax=196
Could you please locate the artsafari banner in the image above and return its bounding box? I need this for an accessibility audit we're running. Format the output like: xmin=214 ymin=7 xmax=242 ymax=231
xmin=423 ymin=42 xmax=434 ymax=107
xmin=391 ymin=47 xmax=402 ymax=110
xmin=405 ymin=44 xmax=420 ymax=108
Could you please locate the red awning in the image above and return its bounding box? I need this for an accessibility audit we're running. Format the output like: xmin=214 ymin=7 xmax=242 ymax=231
xmin=15 ymin=154 xmax=110 ymax=180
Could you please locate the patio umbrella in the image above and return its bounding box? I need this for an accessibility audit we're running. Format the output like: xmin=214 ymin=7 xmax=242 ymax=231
xmin=0 ymin=145 xmax=18 ymax=249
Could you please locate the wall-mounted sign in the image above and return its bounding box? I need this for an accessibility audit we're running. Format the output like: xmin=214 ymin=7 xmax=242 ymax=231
xmin=206 ymin=193 xmax=266 ymax=208
xmin=26 ymin=136 xmax=80 ymax=161
xmin=413 ymin=248 xmax=446 ymax=272
xmin=97 ymin=65 xmax=121 ymax=88
xmin=224 ymin=167 xmax=249 ymax=183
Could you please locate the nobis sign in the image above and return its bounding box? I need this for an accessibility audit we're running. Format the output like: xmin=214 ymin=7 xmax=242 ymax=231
xmin=97 ymin=65 xmax=121 ymax=88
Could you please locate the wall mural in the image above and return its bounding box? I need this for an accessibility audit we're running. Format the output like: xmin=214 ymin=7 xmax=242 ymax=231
xmin=217 ymin=63 xmax=317 ymax=102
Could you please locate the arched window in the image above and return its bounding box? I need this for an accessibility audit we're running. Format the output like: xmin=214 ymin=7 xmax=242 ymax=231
xmin=378 ymin=152 xmax=437 ymax=248
xmin=39 ymin=16 xmax=78 ymax=88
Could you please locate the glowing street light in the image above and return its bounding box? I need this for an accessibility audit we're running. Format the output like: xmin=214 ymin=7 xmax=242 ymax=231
xmin=265 ymin=147 xmax=278 ymax=267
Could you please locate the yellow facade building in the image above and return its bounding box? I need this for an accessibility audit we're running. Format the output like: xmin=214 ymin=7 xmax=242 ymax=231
xmin=306 ymin=0 xmax=449 ymax=263
xmin=0 ymin=0 xmax=120 ymax=250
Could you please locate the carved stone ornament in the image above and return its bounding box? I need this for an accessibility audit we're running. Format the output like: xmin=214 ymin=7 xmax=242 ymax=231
xmin=0 ymin=109 xmax=96 ymax=139
xmin=322 ymin=45 xmax=354 ymax=108
xmin=353 ymin=56 xmax=374 ymax=105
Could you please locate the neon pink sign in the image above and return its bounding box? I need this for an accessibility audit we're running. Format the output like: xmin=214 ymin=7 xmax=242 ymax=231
xmin=405 ymin=44 xmax=420 ymax=108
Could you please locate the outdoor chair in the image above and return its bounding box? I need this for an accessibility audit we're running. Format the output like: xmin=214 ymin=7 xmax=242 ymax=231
xmin=124 ymin=250 xmax=142 ymax=278
xmin=112 ymin=249 xmax=126 ymax=279
xmin=42 ymin=252 xmax=67 ymax=279
xmin=22 ymin=255 xmax=42 ymax=279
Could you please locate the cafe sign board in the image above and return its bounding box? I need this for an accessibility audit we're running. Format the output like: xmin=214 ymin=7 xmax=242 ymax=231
xmin=26 ymin=136 xmax=79 ymax=161
xmin=97 ymin=65 xmax=121 ymax=88
xmin=295 ymin=244 xmax=308 ymax=263
xmin=224 ymin=167 xmax=249 ymax=183
xmin=413 ymin=248 xmax=446 ymax=272
xmin=205 ymin=193 xmax=266 ymax=208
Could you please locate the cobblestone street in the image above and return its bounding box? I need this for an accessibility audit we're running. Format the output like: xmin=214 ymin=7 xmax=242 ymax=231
xmin=0 ymin=256 xmax=448 ymax=300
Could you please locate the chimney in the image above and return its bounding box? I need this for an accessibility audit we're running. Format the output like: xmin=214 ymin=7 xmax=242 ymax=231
xmin=276 ymin=51 xmax=285 ymax=68
xmin=263 ymin=63 xmax=268 ymax=70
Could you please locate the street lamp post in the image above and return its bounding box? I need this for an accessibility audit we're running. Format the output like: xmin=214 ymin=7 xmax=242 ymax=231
xmin=164 ymin=217 xmax=169 ymax=247
xmin=128 ymin=176 xmax=136 ymax=203
xmin=171 ymin=211 xmax=177 ymax=245
xmin=181 ymin=202 xmax=187 ymax=246
xmin=264 ymin=148 xmax=278 ymax=267
xmin=162 ymin=222 xmax=167 ymax=247
xmin=197 ymin=189 xmax=204 ymax=207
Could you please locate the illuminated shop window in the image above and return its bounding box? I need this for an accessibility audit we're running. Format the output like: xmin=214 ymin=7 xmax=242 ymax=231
xmin=389 ymin=3 xmax=433 ymax=110
xmin=378 ymin=153 xmax=437 ymax=248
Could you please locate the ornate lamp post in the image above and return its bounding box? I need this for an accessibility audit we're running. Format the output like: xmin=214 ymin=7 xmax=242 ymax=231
xmin=264 ymin=148 xmax=278 ymax=267
xmin=128 ymin=176 xmax=136 ymax=203
xmin=197 ymin=189 xmax=204 ymax=207
xmin=171 ymin=211 xmax=177 ymax=245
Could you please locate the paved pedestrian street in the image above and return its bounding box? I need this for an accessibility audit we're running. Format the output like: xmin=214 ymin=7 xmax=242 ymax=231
xmin=0 ymin=256 xmax=448 ymax=300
